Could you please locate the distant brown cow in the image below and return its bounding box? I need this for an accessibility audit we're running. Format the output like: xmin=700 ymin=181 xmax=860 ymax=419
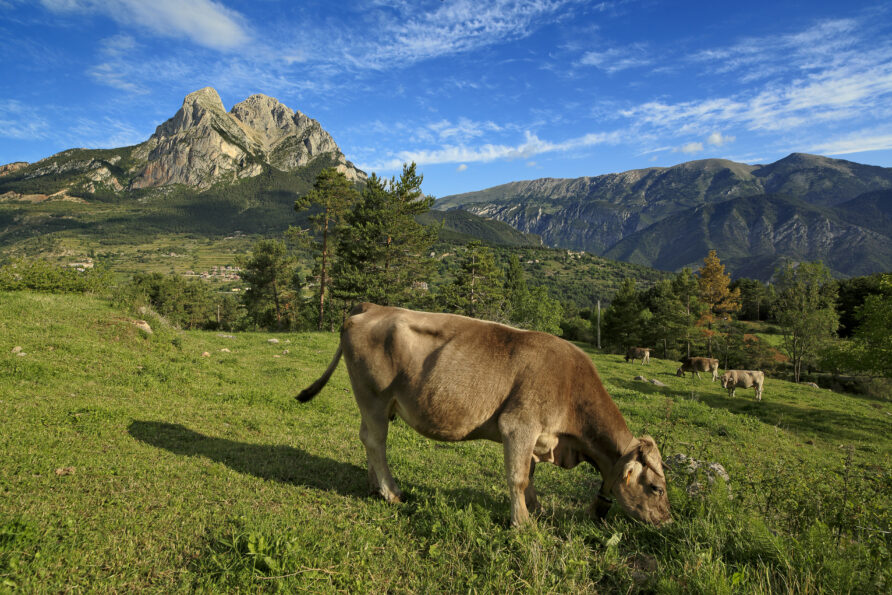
xmin=676 ymin=356 xmax=719 ymax=381
xmin=297 ymin=303 xmax=671 ymax=526
xmin=625 ymin=347 xmax=651 ymax=364
xmin=721 ymin=370 xmax=765 ymax=400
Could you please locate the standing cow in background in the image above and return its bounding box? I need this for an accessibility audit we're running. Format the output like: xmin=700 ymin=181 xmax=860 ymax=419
xmin=625 ymin=347 xmax=651 ymax=364
xmin=676 ymin=356 xmax=720 ymax=381
xmin=297 ymin=303 xmax=671 ymax=527
xmin=721 ymin=370 xmax=765 ymax=400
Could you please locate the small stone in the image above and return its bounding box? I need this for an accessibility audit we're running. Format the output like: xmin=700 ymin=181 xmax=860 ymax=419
xmin=54 ymin=467 xmax=75 ymax=476
xmin=649 ymin=379 xmax=667 ymax=387
xmin=133 ymin=320 xmax=153 ymax=334
xmin=634 ymin=375 xmax=647 ymax=381
xmin=201 ymin=351 xmax=211 ymax=357
xmin=11 ymin=346 xmax=23 ymax=354
xmin=267 ymin=338 xmax=280 ymax=344
xmin=220 ymin=348 xmax=231 ymax=353
xmin=16 ymin=351 xmax=27 ymax=357
xmin=282 ymin=349 xmax=289 ymax=355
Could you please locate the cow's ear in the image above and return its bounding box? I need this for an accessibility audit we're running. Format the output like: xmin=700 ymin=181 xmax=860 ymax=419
xmin=637 ymin=436 xmax=664 ymax=478
xmin=625 ymin=467 xmax=634 ymax=485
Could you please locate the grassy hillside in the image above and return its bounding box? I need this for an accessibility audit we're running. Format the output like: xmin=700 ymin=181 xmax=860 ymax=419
xmin=1 ymin=292 xmax=889 ymax=592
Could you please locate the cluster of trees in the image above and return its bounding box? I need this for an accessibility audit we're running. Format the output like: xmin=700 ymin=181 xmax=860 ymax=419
xmin=599 ymin=250 xmax=890 ymax=382
xmin=235 ymin=165 xmax=563 ymax=334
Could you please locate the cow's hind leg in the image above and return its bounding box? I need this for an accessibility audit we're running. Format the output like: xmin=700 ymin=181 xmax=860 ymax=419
xmin=357 ymin=405 xmax=402 ymax=504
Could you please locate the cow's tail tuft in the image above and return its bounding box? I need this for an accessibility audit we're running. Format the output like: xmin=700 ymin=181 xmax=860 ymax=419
xmin=296 ymin=344 xmax=343 ymax=402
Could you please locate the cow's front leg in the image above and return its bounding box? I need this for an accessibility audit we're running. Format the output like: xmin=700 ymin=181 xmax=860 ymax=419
xmin=500 ymin=423 xmax=537 ymax=526
xmin=525 ymin=459 xmax=540 ymax=513
xmin=358 ymin=409 xmax=402 ymax=504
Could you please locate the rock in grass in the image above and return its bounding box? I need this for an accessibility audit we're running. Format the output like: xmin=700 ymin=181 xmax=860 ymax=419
xmin=11 ymin=345 xmax=23 ymax=354
xmin=133 ymin=320 xmax=153 ymax=334
xmin=267 ymin=338 xmax=280 ymax=344
xmin=634 ymin=375 xmax=647 ymax=381
xmin=649 ymin=379 xmax=667 ymax=387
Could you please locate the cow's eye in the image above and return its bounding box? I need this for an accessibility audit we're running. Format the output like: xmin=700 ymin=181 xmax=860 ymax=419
xmin=651 ymin=485 xmax=664 ymax=496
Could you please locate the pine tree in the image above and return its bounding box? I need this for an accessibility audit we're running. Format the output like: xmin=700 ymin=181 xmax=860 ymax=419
xmin=504 ymin=254 xmax=528 ymax=319
xmin=441 ymin=241 xmax=505 ymax=320
xmin=238 ymin=239 xmax=296 ymax=329
xmin=295 ymin=168 xmax=359 ymax=330
xmin=601 ymin=278 xmax=645 ymax=351
xmin=697 ymin=250 xmax=742 ymax=318
xmin=332 ymin=163 xmax=437 ymax=307
xmin=641 ymin=279 xmax=689 ymax=359
xmin=697 ymin=250 xmax=741 ymax=356
xmin=670 ymin=267 xmax=703 ymax=357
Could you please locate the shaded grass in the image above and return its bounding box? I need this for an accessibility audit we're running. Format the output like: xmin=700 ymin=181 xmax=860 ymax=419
xmin=1 ymin=292 xmax=890 ymax=592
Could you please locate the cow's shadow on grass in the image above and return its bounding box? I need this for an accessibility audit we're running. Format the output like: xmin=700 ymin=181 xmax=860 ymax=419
xmin=129 ymin=420 xmax=370 ymax=497
xmin=128 ymin=421 xmax=506 ymax=516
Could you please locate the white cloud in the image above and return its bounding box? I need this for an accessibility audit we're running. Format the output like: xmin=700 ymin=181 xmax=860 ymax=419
xmin=675 ymin=142 xmax=703 ymax=154
xmin=41 ymin=0 xmax=251 ymax=50
xmin=456 ymin=163 xmax=468 ymax=172
xmin=359 ymin=128 xmax=621 ymax=171
xmin=578 ymin=44 xmax=650 ymax=73
xmin=428 ymin=117 xmax=503 ymax=142
xmin=810 ymin=132 xmax=892 ymax=155
xmin=707 ymin=132 xmax=735 ymax=146
xmin=0 ymin=100 xmax=51 ymax=140
xmin=342 ymin=0 xmax=582 ymax=70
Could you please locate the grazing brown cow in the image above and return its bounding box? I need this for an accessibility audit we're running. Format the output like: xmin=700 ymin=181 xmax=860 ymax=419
xmin=625 ymin=347 xmax=651 ymax=364
xmin=676 ymin=356 xmax=720 ymax=381
xmin=297 ymin=303 xmax=671 ymax=526
xmin=721 ymin=370 xmax=765 ymax=401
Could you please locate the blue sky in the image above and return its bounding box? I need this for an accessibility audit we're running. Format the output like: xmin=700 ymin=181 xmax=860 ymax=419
xmin=2 ymin=0 xmax=892 ymax=198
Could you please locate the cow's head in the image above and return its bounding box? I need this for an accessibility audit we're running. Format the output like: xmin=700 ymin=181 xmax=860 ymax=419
xmin=721 ymin=372 xmax=732 ymax=388
xmin=611 ymin=436 xmax=671 ymax=525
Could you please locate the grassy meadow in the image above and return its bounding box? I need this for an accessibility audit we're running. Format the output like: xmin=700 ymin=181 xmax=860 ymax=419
xmin=1 ymin=291 xmax=890 ymax=593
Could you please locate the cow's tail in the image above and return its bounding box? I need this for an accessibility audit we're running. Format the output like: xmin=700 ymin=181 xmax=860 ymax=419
xmin=296 ymin=343 xmax=343 ymax=403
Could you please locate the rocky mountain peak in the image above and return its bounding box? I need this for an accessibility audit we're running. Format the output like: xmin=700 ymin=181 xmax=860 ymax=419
xmin=153 ymin=87 xmax=228 ymax=139
xmin=127 ymin=87 xmax=365 ymax=189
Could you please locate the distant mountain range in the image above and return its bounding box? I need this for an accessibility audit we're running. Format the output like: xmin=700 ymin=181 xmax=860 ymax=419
xmin=3 ymin=89 xmax=890 ymax=281
xmin=436 ymin=154 xmax=892 ymax=279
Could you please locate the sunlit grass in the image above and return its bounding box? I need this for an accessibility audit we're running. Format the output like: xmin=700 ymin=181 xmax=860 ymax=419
xmin=1 ymin=292 xmax=889 ymax=592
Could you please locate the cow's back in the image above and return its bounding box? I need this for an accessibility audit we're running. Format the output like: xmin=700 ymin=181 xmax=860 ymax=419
xmin=340 ymin=304 xmax=594 ymax=442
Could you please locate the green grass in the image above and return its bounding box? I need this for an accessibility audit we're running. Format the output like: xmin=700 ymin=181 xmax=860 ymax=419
xmin=1 ymin=292 xmax=889 ymax=592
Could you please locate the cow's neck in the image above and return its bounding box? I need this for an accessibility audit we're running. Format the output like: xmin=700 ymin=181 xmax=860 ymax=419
xmin=577 ymin=398 xmax=635 ymax=484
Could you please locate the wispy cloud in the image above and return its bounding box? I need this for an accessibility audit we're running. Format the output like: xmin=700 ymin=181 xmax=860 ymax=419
xmin=0 ymin=100 xmax=51 ymax=140
xmin=40 ymin=0 xmax=251 ymax=50
xmin=359 ymin=128 xmax=621 ymax=171
xmin=341 ymin=0 xmax=582 ymax=70
xmin=810 ymin=131 xmax=892 ymax=155
xmin=578 ymin=43 xmax=650 ymax=73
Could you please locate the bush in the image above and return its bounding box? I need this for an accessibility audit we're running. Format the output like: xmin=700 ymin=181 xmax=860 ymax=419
xmin=0 ymin=258 xmax=113 ymax=294
xmin=125 ymin=272 xmax=245 ymax=330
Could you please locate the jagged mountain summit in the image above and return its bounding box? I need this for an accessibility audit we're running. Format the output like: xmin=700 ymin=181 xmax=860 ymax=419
xmin=436 ymin=153 xmax=892 ymax=279
xmin=1 ymin=87 xmax=365 ymax=197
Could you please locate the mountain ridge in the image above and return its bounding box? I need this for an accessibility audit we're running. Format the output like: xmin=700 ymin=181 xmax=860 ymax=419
xmin=435 ymin=153 xmax=892 ymax=279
